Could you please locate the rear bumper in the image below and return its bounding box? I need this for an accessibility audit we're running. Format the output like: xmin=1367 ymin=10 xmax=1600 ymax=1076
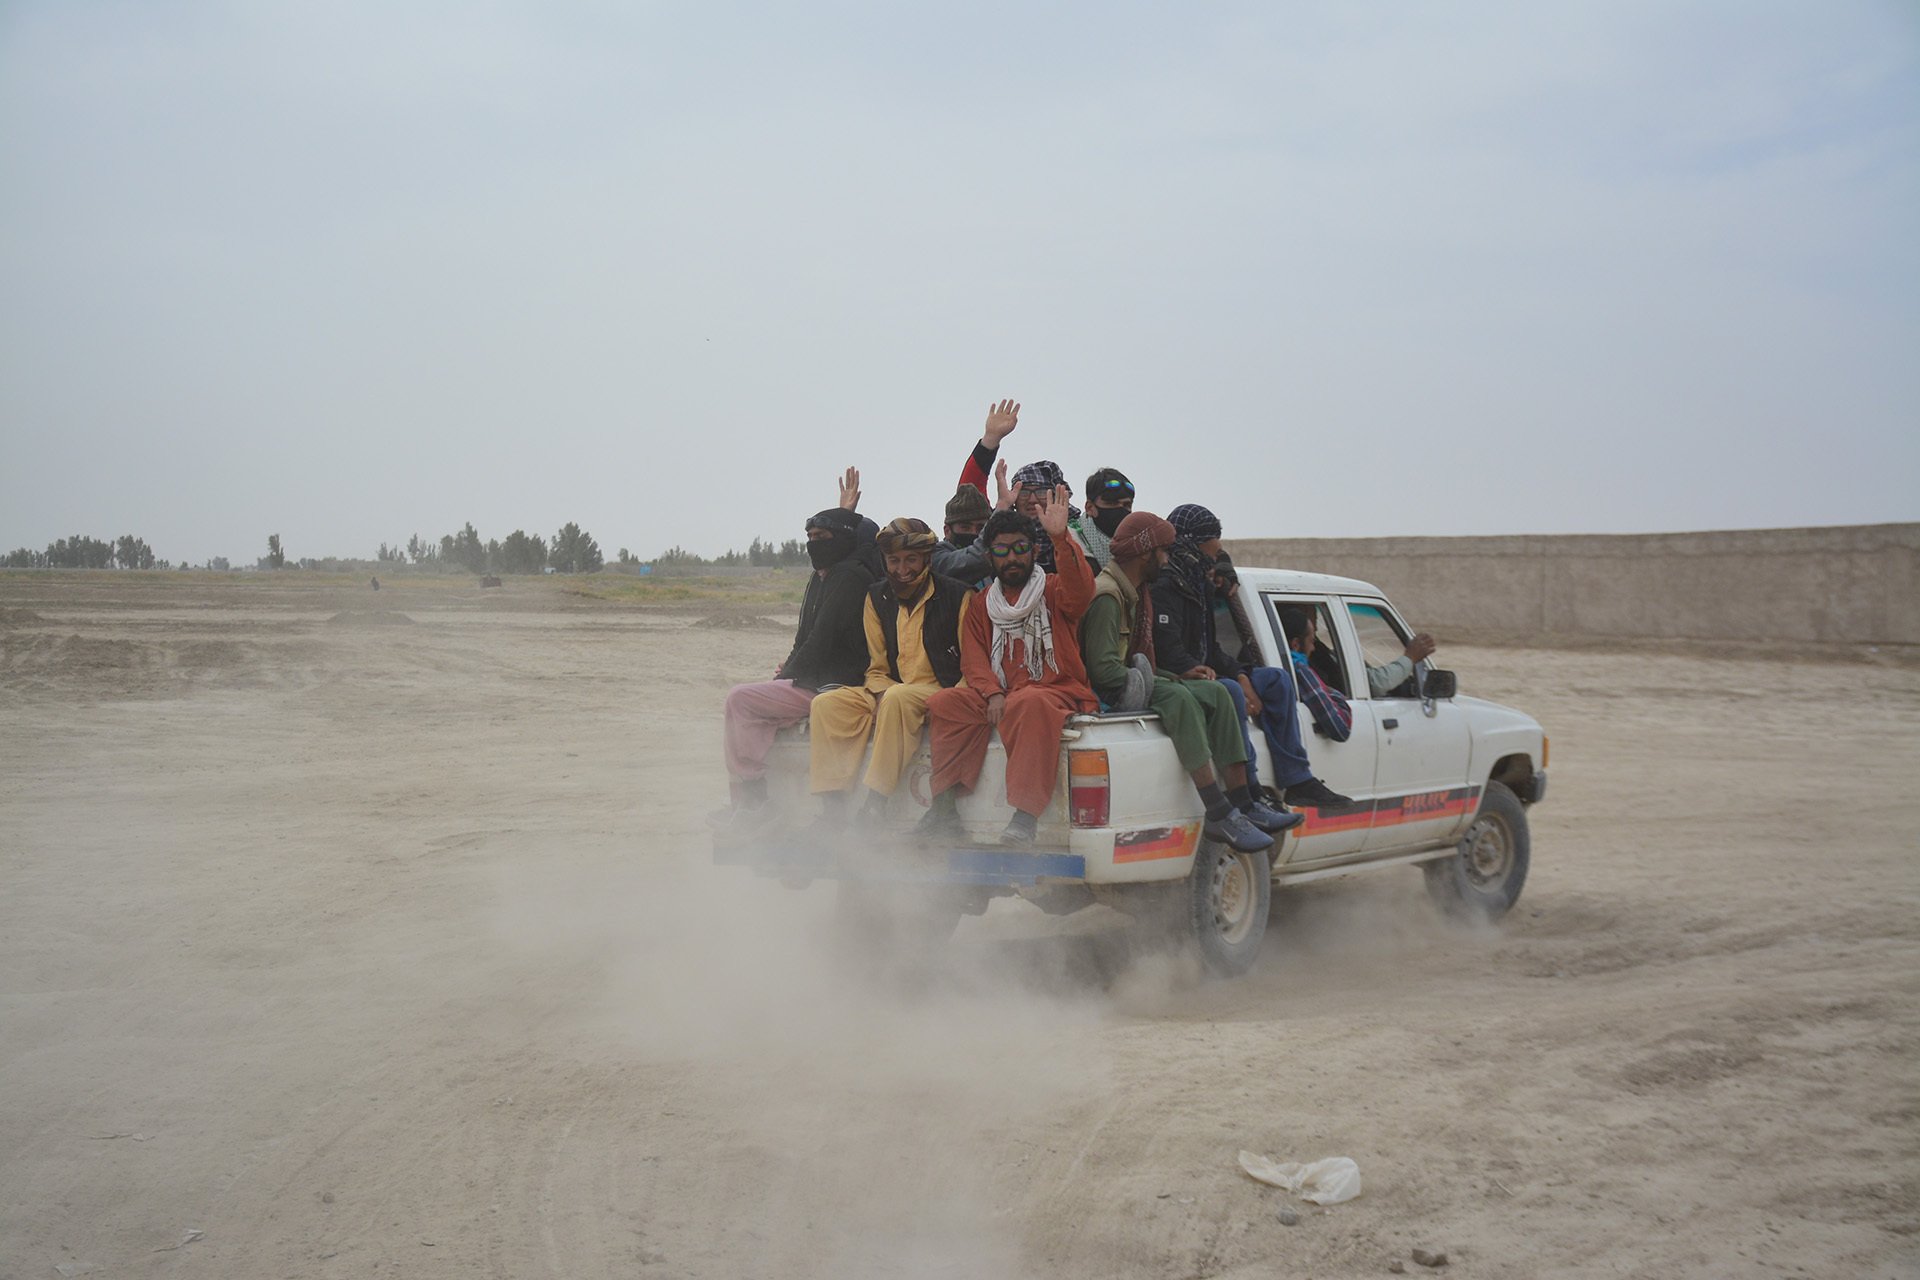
xmin=713 ymin=839 xmax=1086 ymax=887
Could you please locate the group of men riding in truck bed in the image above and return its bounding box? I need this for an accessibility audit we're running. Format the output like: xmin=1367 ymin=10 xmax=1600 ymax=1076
xmin=715 ymin=399 xmax=1437 ymax=853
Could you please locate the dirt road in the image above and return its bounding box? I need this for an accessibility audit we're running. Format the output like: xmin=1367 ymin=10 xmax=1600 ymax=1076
xmin=2 ymin=573 xmax=1914 ymax=1277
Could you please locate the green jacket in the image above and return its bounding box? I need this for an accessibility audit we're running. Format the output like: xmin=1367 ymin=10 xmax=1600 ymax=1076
xmin=1082 ymin=563 xmax=1141 ymax=705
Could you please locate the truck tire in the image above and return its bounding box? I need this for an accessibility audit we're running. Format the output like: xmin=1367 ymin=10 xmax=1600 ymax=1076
xmin=1424 ymin=780 xmax=1530 ymax=921
xmin=1181 ymin=838 xmax=1272 ymax=977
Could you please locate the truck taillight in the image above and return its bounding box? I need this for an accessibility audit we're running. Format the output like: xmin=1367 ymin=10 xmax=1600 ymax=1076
xmin=1069 ymin=749 xmax=1110 ymax=827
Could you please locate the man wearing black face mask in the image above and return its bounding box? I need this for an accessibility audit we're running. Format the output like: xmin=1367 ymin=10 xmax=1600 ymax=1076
xmin=716 ymin=503 xmax=878 ymax=837
xmin=1079 ymin=467 xmax=1135 ymax=570
xmin=931 ymin=483 xmax=998 ymax=589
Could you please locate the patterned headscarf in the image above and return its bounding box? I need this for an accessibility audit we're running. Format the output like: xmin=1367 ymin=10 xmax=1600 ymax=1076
xmin=1166 ymin=503 xmax=1222 ymax=543
xmin=876 ymin=516 xmax=937 ymax=601
xmin=1163 ymin=503 xmax=1220 ymax=613
xmin=1012 ymin=460 xmax=1068 ymax=493
xmin=1010 ymin=461 xmax=1082 ymax=572
xmin=875 ymin=517 xmax=937 ymax=556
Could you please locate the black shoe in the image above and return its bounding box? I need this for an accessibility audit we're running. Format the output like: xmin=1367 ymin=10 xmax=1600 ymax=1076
xmin=1240 ymin=798 xmax=1304 ymax=834
xmin=1283 ymin=778 xmax=1353 ymax=809
xmin=916 ymin=803 xmax=963 ymax=844
xmin=999 ymin=815 xmax=1038 ymax=848
xmin=1204 ymin=808 xmax=1274 ymax=853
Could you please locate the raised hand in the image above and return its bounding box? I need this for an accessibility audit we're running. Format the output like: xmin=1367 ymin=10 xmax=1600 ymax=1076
xmin=993 ymin=459 xmax=1014 ymax=510
xmin=837 ymin=466 xmax=861 ymax=512
xmin=1404 ymin=632 xmax=1436 ymax=663
xmin=1035 ymin=484 xmax=1071 ymax=538
xmin=982 ymin=399 xmax=1020 ymax=447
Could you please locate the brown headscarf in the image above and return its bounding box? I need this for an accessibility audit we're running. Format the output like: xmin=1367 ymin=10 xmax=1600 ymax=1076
xmin=1108 ymin=512 xmax=1176 ymax=667
xmin=1108 ymin=511 xmax=1175 ymax=565
xmin=876 ymin=517 xmax=938 ymax=601
xmin=876 ymin=517 xmax=938 ymax=556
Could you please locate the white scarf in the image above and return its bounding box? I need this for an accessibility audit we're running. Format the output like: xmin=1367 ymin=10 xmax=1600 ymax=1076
xmin=985 ymin=566 xmax=1056 ymax=686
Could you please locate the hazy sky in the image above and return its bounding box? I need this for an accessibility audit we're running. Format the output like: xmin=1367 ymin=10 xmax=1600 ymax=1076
xmin=2 ymin=1 xmax=1915 ymax=564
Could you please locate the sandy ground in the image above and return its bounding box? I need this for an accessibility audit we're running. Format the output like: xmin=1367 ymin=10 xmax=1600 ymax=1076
xmin=2 ymin=571 xmax=1915 ymax=1279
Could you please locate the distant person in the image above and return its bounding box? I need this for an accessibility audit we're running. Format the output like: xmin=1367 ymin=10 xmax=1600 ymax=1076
xmin=370 ymin=576 xmax=379 ymax=591
xmin=1276 ymin=607 xmax=1354 ymax=743
xmin=715 ymin=503 xmax=877 ymax=838
xmin=1080 ymin=511 xmax=1293 ymax=849
xmin=808 ymin=518 xmax=972 ymax=826
xmin=922 ymin=491 xmax=1096 ymax=848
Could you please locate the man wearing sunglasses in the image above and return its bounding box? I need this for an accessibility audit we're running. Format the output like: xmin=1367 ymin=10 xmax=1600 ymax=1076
xmin=923 ymin=487 xmax=1099 ymax=848
xmin=1078 ymin=467 xmax=1135 ymax=571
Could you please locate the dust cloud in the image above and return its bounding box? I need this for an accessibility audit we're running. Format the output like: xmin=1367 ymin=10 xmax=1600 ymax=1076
xmin=2 ymin=572 xmax=1915 ymax=1278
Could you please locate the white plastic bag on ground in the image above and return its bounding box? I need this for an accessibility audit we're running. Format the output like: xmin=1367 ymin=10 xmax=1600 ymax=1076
xmin=1237 ymin=1151 xmax=1363 ymax=1204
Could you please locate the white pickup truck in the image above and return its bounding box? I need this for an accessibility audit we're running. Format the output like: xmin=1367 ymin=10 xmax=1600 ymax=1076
xmin=714 ymin=567 xmax=1548 ymax=976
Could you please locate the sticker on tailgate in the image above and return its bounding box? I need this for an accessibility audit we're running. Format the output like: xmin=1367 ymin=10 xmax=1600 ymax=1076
xmin=1112 ymin=823 xmax=1200 ymax=863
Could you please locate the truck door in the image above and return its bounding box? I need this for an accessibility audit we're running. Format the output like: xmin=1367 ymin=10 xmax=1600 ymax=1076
xmin=1257 ymin=594 xmax=1377 ymax=863
xmin=1345 ymin=599 xmax=1474 ymax=854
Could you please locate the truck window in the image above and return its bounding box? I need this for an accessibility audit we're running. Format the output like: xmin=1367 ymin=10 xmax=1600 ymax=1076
xmin=1261 ymin=595 xmax=1350 ymax=697
xmin=1347 ymin=601 xmax=1416 ymax=699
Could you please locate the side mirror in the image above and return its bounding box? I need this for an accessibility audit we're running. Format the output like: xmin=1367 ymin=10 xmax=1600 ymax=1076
xmin=1421 ymin=668 xmax=1457 ymax=700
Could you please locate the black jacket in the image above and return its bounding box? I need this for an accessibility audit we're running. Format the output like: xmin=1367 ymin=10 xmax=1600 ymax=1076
xmin=1150 ymin=560 xmax=1242 ymax=681
xmin=930 ymin=537 xmax=991 ymax=590
xmin=779 ymin=555 xmax=877 ymax=691
xmin=868 ymin=573 xmax=970 ymax=689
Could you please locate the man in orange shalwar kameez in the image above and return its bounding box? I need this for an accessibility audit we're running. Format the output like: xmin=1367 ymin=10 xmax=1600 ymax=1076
xmin=923 ymin=486 xmax=1097 ymax=847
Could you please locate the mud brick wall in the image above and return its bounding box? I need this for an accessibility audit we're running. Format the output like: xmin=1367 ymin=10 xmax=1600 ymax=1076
xmin=1225 ymin=523 xmax=1919 ymax=647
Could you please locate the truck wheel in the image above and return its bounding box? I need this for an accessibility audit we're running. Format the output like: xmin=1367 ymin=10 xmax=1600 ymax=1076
xmin=1424 ymin=780 xmax=1530 ymax=921
xmin=1182 ymin=838 xmax=1271 ymax=977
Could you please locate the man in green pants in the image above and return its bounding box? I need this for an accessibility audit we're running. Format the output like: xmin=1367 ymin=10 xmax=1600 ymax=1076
xmin=1079 ymin=511 xmax=1299 ymax=851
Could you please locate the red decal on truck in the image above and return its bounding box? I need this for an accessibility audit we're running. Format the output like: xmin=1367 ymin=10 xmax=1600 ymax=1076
xmin=1293 ymin=786 xmax=1481 ymax=837
xmin=1113 ymin=824 xmax=1200 ymax=863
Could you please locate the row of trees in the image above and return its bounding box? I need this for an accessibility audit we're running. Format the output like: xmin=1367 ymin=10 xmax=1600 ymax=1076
xmin=5 ymin=534 xmax=164 ymax=570
xmin=373 ymin=523 xmax=605 ymax=575
xmin=634 ymin=537 xmax=811 ymax=570
xmin=4 ymin=527 xmax=818 ymax=575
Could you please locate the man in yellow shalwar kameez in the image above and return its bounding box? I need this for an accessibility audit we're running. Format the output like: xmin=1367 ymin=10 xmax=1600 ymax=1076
xmin=808 ymin=517 xmax=973 ymax=825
